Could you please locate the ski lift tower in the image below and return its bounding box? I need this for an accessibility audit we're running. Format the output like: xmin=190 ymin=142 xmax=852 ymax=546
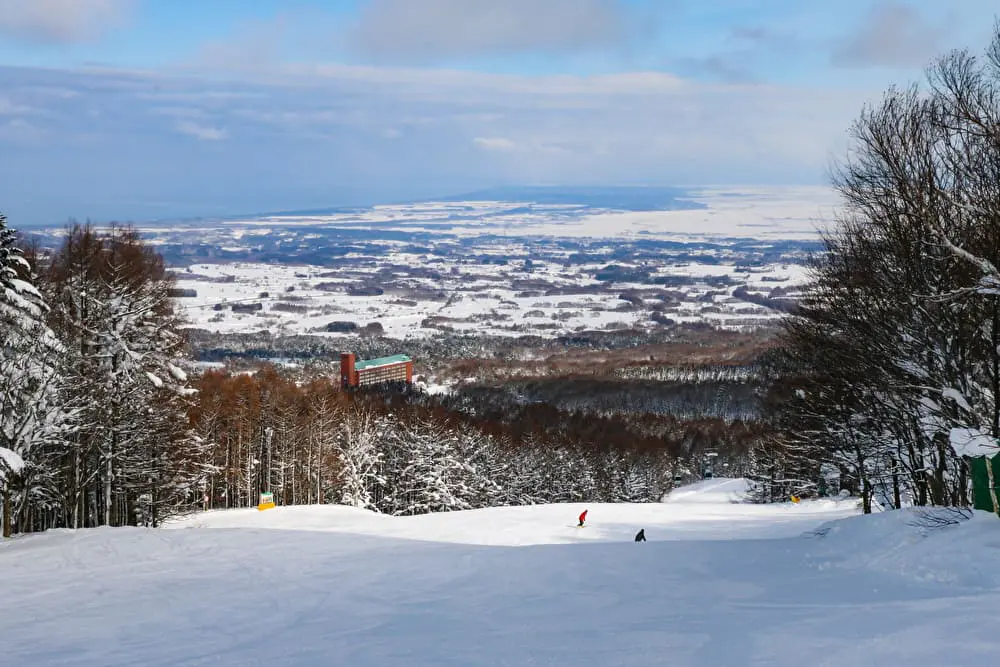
xmin=703 ymin=451 xmax=719 ymax=479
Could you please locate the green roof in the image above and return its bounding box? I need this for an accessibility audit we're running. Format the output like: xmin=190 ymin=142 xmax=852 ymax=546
xmin=354 ymin=354 xmax=411 ymax=370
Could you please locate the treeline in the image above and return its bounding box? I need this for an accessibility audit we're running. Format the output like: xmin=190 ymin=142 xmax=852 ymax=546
xmin=184 ymin=321 xmax=778 ymax=372
xmin=189 ymin=368 xmax=767 ymax=515
xmin=612 ymin=363 xmax=762 ymax=384
xmin=0 ymin=220 xmax=206 ymax=535
xmin=442 ymin=377 xmax=762 ymax=422
xmin=760 ymin=29 xmax=1000 ymax=512
xmin=411 ymin=383 xmax=769 ymax=466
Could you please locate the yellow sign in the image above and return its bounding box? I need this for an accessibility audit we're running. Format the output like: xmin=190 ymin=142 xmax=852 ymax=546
xmin=258 ymin=492 xmax=275 ymax=511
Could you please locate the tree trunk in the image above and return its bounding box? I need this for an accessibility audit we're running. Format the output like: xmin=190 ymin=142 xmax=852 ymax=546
xmin=2 ymin=486 xmax=11 ymax=538
xmin=104 ymin=451 xmax=112 ymax=526
xmin=992 ymin=301 xmax=1000 ymax=436
xmin=225 ymin=435 xmax=232 ymax=509
xmin=909 ymin=442 xmax=928 ymax=506
xmin=891 ymin=455 xmax=901 ymax=509
xmin=861 ymin=477 xmax=872 ymax=514
xmin=957 ymin=461 xmax=969 ymax=507
xmin=71 ymin=448 xmax=80 ymax=529
xmin=930 ymin=436 xmax=948 ymax=506
xmin=855 ymin=445 xmax=872 ymax=514
xmin=317 ymin=436 xmax=323 ymax=504
xmin=151 ymin=484 xmax=158 ymax=529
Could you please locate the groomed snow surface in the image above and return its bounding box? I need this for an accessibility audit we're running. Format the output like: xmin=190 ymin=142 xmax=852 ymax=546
xmin=2 ymin=478 xmax=999 ymax=666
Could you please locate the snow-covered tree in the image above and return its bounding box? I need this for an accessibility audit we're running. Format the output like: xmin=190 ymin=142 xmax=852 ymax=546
xmin=453 ymin=424 xmax=504 ymax=508
xmin=335 ymin=408 xmax=386 ymax=511
xmin=384 ymin=416 xmax=474 ymax=516
xmin=619 ymin=456 xmax=655 ymax=503
xmin=45 ymin=224 xmax=200 ymax=527
xmin=497 ymin=434 xmax=548 ymax=506
xmin=0 ymin=213 xmax=68 ymax=536
xmin=538 ymin=444 xmax=595 ymax=503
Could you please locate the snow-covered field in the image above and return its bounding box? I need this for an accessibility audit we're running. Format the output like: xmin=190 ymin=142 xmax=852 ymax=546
xmin=3 ymin=479 xmax=998 ymax=666
xmin=171 ymin=257 xmax=808 ymax=339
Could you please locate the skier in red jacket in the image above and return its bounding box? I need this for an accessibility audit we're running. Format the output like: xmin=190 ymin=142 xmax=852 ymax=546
xmin=578 ymin=509 xmax=588 ymax=527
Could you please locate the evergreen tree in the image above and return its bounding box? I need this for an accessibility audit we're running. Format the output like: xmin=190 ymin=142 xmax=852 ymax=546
xmin=44 ymin=224 xmax=199 ymax=527
xmin=335 ymin=407 xmax=386 ymax=511
xmin=0 ymin=213 xmax=68 ymax=536
xmin=385 ymin=416 xmax=473 ymax=515
xmin=454 ymin=424 xmax=504 ymax=508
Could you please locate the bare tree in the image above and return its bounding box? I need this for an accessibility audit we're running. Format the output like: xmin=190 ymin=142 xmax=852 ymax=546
xmin=767 ymin=23 xmax=1000 ymax=511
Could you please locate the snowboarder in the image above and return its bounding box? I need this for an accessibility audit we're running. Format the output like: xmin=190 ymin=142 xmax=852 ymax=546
xmin=634 ymin=528 xmax=646 ymax=542
xmin=577 ymin=509 xmax=588 ymax=527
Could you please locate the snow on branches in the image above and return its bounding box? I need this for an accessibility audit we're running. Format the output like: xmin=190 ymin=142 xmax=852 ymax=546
xmin=2 ymin=220 xmax=204 ymax=535
xmin=766 ymin=26 xmax=1000 ymax=512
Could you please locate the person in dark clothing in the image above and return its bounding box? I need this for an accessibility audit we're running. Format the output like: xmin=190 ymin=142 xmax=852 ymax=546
xmin=634 ymin=528 xmax=646 ymax=542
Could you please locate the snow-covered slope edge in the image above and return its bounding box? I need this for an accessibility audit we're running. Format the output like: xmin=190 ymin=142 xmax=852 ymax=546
xmin=803 ymin=507 xmax=1000 ymax=588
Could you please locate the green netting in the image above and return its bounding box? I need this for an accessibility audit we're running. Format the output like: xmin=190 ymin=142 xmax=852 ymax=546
xmin=968 ymin=453 xmax=1000 ymax=513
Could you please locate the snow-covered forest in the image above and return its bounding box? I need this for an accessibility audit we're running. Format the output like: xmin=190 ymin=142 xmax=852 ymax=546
xmin=187 ymin=367 xmax=779 ymax=515
xmin=0 ymin=220 xmax=204 ymax=535
xmin=193 ymin=374 xmax=672 ymax=515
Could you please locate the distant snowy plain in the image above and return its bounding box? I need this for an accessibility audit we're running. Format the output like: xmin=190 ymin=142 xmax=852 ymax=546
xmin=202 ymin=185 xmax=840 ymax=242
xmin=154 ymin=186 xmax=830 ymax=339
xmin=2 ymin=478 xmax=998 ymax=666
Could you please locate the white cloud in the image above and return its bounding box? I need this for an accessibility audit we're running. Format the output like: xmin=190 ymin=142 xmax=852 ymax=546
xmin=0 ymin=0 xmax=134 ymax=43
xmin=473 ymin=137 xmax=517 ymax=152
xmin=0 ymin=118 xmax=46 ymax=143
xmin=0 ymin=61 xmax=880 ymax=225
xmin=347 ymin=0 xmax=640 ymax=63
xmin=0 ymin=95 xmax=32 ymax=115
xmin=176 ymin=121 xmax=228 ymax=141
xmin=189 ymin=15 xmax=294 ymax=73
xmin=274 ymin=64 xmax=688 ymax=104
xmin=832 ymin=2 xmax=948 ymax=68
xmin=157 ymin=61 xmax=867 ymax=177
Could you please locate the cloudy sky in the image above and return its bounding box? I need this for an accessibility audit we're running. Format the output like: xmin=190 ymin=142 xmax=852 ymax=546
xmin=0 ymin=0 xmax=996 ymax=225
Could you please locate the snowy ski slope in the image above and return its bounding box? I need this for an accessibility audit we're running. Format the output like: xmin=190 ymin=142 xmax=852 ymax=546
xmin=1 ymin=479 xmax=998 ymax=666
xmin=160 ymin=478 xmax=855 ymax=546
